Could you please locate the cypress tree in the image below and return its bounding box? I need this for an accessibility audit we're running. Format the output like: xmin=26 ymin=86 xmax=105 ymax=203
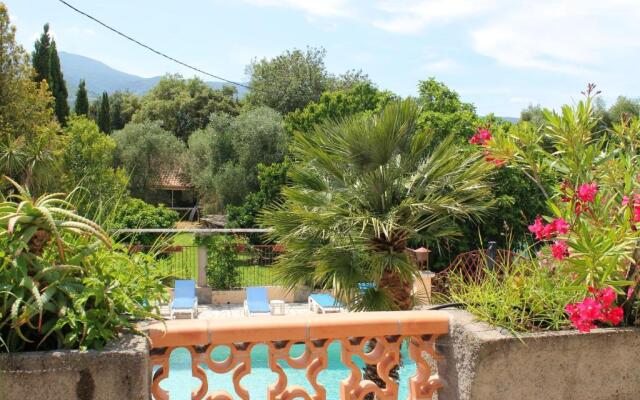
xmin=48 ymin=41 xmax=69 ymax=125
xmin=32 ymin=24 xmax=69 ymax=125
xmin=32 ymin=23 xmax=51 ymax=84
xmin=97 ymin=92 xmax=111 ymax=133
xmin=75 ymin=80 xmax=89 ymax=116
xmin=110 ymin=97 xmax=123 ymax=130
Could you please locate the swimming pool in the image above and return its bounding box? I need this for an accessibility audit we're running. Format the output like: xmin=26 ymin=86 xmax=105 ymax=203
xmin=158 ymin=341 xmax=417 ymax=399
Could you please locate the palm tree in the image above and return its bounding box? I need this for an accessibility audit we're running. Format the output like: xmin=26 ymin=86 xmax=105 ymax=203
xmin=261 ymin=99 xmax=494 ymax=311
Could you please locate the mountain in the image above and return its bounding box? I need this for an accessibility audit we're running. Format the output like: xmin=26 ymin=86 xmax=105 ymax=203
xmin=59 ymin=51 xmax=248 ymax=101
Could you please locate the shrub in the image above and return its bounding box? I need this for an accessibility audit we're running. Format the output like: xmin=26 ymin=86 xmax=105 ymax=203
xmin=197 ymin=235 xmax=244 ymax=290
xmin=111 ymin=198 xmax=179 ymax=245
xmin=0 ymin=179 xmax=168 ymax=352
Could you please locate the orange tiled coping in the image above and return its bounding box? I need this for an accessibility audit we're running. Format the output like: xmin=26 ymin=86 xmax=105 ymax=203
xmin=142 ymin=310 xmax=449 ymax=400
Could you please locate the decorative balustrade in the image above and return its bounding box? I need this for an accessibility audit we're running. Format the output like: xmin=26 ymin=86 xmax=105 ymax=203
xmin=143 ymin=311 xmax=449 ymax=400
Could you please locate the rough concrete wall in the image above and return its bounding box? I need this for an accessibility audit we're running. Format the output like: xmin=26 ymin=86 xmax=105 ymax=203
xmin=0 ymin=334 xmax=150 ymax=400
xmin=210 ymin=286 xmax=311 ymax=305
xmin=437 ymin=310 xmax=640 ymax=400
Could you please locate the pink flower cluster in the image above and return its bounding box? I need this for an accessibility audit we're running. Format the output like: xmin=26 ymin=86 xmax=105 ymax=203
xmin=528 ymin=217 xmax=570 ymax=240
xmin=469 ymin=128 xmax=491 ymax=145
xmin=469 ymin=128 xmax=505 ymax=166
xmin=577 ymin=183 xmax=598 ymax=203
xmin=575 ymin=182 xmax=598 ymax=215
xmin=565 ymin=286 xmax=624 ymax=333
xmin=621 ymin=194 xmax=640 ymax=223
xmin=528 ymin=217 xmax=570 ymax=260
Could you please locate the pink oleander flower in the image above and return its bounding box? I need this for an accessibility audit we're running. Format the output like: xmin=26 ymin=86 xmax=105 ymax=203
xmin=602 ymin=307 xmax=624 ymax=325
xmin=576 ymin=297 xmax=602 ymax=320
xmin=550 ymin=240 xmax=568 ymax=260
xmin=566 ymin=286 xmax=624 ymax=333
xmin=577 ymin=182 xmax=598 ymax=203
xmin=597 ymin=286 xmax=616 ymax=307
xmin=622 ymin=195 xmax=630 ymax=206
xmin=552 ymin=218 xmax=570 ymax=234
xmin=529 ymin=217 xmax=570 ymax=240
xmin=528 ymin=217 xmax=545 ymax=239
xmin=469 ymin=128 xmax=492 ymax=146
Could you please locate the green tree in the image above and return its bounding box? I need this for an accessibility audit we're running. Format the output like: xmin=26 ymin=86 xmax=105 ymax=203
xmin=607 ymin=96 xmax=640 ymax=124
xmin=187 ymin=107 xmax=287 ymax=211
xmin=32 ymin=24 xmax=68 ymax=125
xmin=417 ymin=77 xmax=478 ymax=144
xmin=113 ymin=121 xmax=185 ymax=200
xmin=285 ymin=82 xmax=395 ymax=134
xmin=62 ymin=116 xmax=129 ymax=218
xmin=261 ymin=99 xmax=494 ymax=311
xmin=31 ymin=23 xmax=51 ymax=84
xmin=74 ymin=79 xmax=89 ymax=116
xmin=246 ymin=47 xmax=331 ymax=114
xmin=109 ymin=91 xmax=140 ymax=130
xmin=97 ymin=91 xmax=111 ymax=133
xmin=520 ymin=104 xmax=546 ymax=128
xmin=132 ymin=75 xmax=239 ymax=140
xmin=0 ymin=6 xmax=61 ymax=193
xmin=227 ymin=160 xmax=288 ymax=229
xmin=48 ymin=41 xmax=69 ymax=125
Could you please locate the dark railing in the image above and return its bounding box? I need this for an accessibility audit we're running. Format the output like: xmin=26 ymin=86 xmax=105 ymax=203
xmin=208 ymin=243 xmax=283 ymax=288
xmin=134 ymin=244 xmax=198 ymax=281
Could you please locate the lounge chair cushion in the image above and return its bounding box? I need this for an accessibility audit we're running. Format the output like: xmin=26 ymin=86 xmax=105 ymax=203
xmin=172 ymin=297 xmax=196 ymax=309
xmin=247 ymin=287 xmax=271 ymax=313
xmin=310 ymin=293 xmax=341 ymax=308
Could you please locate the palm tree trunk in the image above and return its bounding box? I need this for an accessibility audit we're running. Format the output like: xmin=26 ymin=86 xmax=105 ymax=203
xmin=364 ymin=236 xmax=414 ymax=399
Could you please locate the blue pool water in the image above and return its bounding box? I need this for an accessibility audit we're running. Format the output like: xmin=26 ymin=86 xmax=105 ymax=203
xmin=158 ymin=342 xmax=416 ymax=399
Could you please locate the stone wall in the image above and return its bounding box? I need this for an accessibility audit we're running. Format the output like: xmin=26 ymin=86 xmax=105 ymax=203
xmin=0 ymin=334 xmax=150 ymax=400
xmin=437 ymin=309 xmax=640 ymax=400
xmin=211 ymin=286 xmax=311 ymax=305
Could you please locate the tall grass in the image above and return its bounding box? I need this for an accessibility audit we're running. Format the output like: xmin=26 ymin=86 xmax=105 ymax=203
xmin=441 ymin=250 xmax=582 ymax=333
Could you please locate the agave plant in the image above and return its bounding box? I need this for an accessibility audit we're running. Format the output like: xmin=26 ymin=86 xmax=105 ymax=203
xmin=260 ymin=99 xmax=494 ymax=311
xmin=0 ymin=177 xmax=163 ymax=352
xmin=0 ymin=176 xmax=110 ymax=257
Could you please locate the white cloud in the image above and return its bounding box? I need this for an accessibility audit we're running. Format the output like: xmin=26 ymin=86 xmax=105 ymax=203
xmin=470 ymin=0 xmax=640 ymax=74
xmin=243 ymin=0 xmax=354 ymax=17
xmin=372 ymin=0 xmax=496 ymax=34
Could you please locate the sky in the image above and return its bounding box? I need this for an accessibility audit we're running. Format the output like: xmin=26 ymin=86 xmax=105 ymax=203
xmin=6 ymin=0 xmax=640 ymax=116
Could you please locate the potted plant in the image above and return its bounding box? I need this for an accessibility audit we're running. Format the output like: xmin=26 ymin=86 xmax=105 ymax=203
xmin=436 ymin=86 xmax=640 ymax=400
xmin=0 ymin=178 xmax=167 ymax=399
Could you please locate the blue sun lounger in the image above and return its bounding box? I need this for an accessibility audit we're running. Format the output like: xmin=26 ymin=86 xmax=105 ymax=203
xmin=244 ymin=286 xmax=271 ymax=316
xmin=308 ymin=293 xmax=342 ymax=314
xmin=170 ymin=280 xmax=198 ymax=319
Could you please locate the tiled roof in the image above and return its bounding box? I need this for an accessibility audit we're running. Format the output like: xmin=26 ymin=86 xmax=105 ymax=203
xmin=156 ymin=169 xmax=193 ymax=190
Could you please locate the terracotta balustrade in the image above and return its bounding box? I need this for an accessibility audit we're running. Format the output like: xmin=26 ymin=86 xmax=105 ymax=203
xmin=143 ymin=311 xmax=449 ymax=400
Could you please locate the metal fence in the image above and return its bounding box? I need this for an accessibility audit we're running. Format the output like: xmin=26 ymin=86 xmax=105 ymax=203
xmin=118 ymin=229 xmax=281 ymax=288
xmin=134 ymin=244 xmax=198 ymax=281
xmin=212 ymin=243 xmax=283 ymax=288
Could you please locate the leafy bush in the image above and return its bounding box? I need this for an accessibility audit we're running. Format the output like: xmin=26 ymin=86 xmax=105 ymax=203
xmin=62 ymin=116 xmax=129 ymax=220
xmin=197 ymin=235 xmax=244 ymax=290
xmin=0 ymin=179 xmax=168 ymax=352
xmin=110 ymin=198 xmax=179 ymax=245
